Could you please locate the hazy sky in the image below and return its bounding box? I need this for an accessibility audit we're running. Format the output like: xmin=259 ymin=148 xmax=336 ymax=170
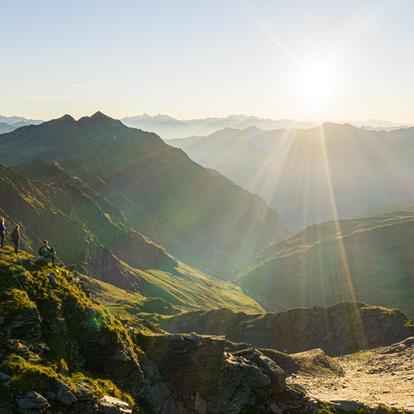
xmin=1 ymin=0 xmax=413 ymax=122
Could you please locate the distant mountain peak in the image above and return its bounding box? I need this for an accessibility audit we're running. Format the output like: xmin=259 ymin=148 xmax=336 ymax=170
xmin=47 ymin=114 xmax=76 ymax=125
xmin=61 ymin=114 xmax=75 ymax=121
xmin=90 ymin=111 xmax=113 ymax=120
xmin=78 ymin=111 xmax=122 ymax=126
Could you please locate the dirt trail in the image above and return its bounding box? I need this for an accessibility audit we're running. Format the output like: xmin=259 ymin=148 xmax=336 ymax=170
xmin=287 ymin=337 xmax=414 ymax=412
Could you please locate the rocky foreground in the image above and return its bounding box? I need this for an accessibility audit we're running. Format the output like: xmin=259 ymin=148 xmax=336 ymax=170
xmin=0 ymin=247 xmax=347 ymax=414
xmin=289 ymin=337 xmax=414 ymax=412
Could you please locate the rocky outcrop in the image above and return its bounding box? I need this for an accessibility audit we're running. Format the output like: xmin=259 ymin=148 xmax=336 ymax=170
xmin=9 ymin=389 xmax=134 ymax=414
xmin=16 ymin=390 xmax=50 ymax=413
xmin=161 ymin=302 xmax=414 ymax=355
xmin=138 ymin=333 xmax=287 ymax=414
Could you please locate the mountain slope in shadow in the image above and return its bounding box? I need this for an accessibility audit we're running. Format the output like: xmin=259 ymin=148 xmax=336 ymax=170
xmin=0 ymin=112 xmax=287 ymax=278
xmin=238 ymin=213 xmax=414 ymax=318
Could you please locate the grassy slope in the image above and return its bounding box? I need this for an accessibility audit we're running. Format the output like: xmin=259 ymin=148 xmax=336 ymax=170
xmin=238 ymin=213 xmax=414 ymax=318
xmin=0 ymin=247 xmax=140 ymax=409
xmin=0 ymin=164 xmax=263 ymax=315
xmin=83 ymin=260 xmax=263 ymax=318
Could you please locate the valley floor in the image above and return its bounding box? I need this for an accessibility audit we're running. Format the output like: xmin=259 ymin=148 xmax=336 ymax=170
xmin=289 ymin=337 xmax=414 ymax=412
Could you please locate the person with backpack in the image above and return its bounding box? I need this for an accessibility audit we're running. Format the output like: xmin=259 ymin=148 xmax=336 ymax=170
xmin=39 ymin=240 xmax=56 ymax=265
xmin=0 ymin=217 xmax=6 ymax=248
xmin=11 ymin=225 xmax=21 ymax=254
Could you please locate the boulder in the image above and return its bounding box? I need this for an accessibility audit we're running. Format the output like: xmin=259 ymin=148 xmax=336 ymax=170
xmin=55 ymin=382 xmax=77 ymax=406
xmin=0 ymin=372 xmax=10 ymax=382
xmin=16 ymin=391 xmax=50 ymax=413
xmin=142 ymin=333 xmax=287 ymax=414
xmin=98 ymin=395 xmax=132 ymax=414
xmin=1 ymin=291 xmax=42 ymax=344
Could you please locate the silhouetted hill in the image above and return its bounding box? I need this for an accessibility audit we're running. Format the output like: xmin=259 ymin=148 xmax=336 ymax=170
xmin=171 ymin=124 xmax=414 ymax=230
xmin=238 ymin=213 xmax=414 ymax=318
xmin=0 ymin=112 xmax=287 ymax=278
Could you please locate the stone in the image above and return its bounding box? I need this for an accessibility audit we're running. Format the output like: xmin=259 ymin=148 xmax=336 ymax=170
xmin=48 ymin=273 xmax=58 ymax=288
xmin=16 ymin=391 xmax=50 ymax=412
xmin=74 ymin=382 xmax=95 ymax=401
xmin=194 ymin=393 xmax=207 ymax=414
xmin=331 ymin=400 xmax=365 ymax=411
xmin=56 ymin=382 xmax=77 ymax=406
xmin=241 ymin=349 xmax=287 ymax=392
xmin=143 ymin=333 xmax=287 ymax=414
xmin=98 ymin=395 xmax=132 ymax=414
xmin=0 ymin=372 xmax=10 ymax=381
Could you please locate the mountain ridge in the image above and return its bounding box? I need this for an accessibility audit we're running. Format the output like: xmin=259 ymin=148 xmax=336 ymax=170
xmin=170 ymin=123 xmax=414 ymax=230
xmin=0 ymin=112 xmax=287 ymax=278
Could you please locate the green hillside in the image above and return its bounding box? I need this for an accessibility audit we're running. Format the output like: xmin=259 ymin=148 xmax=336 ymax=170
xmin=82 ymin=260 xmax=263 ymax=318
xmin=238 ymin=213 xmax=414 ymax=318
xmin=0 ymin=164 xmax=262 ymax=315
xmin=0 ymin=248 xmax=143 ymax=411
xmin=0 ymin=112 xmax=287 ymax=278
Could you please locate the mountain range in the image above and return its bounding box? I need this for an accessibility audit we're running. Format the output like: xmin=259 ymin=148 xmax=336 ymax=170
xmin=122 ymin=114 xmax=412 ymax=139
xmin=170 ymin=123 xmax=414 ymax=230
xmin=1 ymin=113 xmax=409 ymax=139
xmin=2 ymin=114 xmax=414 ymax=319
xmin=121 ymin=114 xmax=317 ymax=139
xmin=0 ymin=115 xmax=42 ymax=134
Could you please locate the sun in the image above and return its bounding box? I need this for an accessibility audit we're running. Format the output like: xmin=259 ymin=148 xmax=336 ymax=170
xmin=296 ymin=62 xmax=337 ymax=103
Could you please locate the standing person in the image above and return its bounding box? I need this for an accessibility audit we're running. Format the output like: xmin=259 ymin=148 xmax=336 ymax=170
xmin=38 ymin=240 xmax=56 ymax=265
xmin=0 ymin=217 xmax=6 ymax=248
xmin=11 ymin=225 xmax=21 ymax=254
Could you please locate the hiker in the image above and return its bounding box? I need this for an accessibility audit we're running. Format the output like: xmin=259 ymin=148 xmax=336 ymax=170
xmin=0 ymin=217 xmax=6 ymax=248
xmin=11 ymin=225 xmax=21 ymax=254
xmin=38 ymin=240 xmax=56 ymax=265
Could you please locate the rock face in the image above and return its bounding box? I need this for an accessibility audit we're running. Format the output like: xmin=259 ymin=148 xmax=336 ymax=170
xmin=139 ymin=333 xmax=287 ymax=414
xmin=161 ymin=303 xmax=414 ymax=356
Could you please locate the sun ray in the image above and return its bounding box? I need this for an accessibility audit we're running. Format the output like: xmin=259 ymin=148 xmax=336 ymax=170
xmin=318 ymin=125 xmax=368 ymax=347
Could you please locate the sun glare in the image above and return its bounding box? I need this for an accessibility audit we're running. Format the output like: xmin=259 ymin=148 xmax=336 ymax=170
xmin=296 ymin=62 xmax=337 ymax=103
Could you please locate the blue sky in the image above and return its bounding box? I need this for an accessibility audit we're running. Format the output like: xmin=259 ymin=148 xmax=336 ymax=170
xmin=1 ymin=0 xmax=413 ymax=121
